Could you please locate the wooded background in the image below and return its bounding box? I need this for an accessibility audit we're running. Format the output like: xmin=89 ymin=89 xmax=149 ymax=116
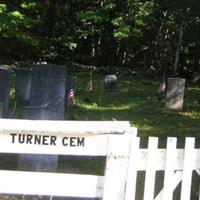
xmin=0 ymin=0 xmax=200 ymax=77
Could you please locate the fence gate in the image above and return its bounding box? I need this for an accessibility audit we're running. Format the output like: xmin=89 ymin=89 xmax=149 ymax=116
xmin=0 ymin=119 xmax=136 ymax=199
xmin=126 ymin=137 xmax=200 ymax=200
xmin=0 ymin=119 xmax=200 ymax=200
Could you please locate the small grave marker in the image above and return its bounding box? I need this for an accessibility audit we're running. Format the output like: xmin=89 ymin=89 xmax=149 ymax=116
xmin=104 ymin=75 xmax=118 ymax=93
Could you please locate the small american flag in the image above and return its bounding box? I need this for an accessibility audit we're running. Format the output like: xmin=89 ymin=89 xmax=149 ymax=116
xmin=158 ymin=82 xmax=167 ymax=93
xmin=67 ymin=88 xmax=75 ymax=106
xmin=86 ymin=79 xmax=93 ymax=91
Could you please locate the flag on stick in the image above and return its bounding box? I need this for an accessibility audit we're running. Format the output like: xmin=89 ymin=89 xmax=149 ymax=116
xmin=67 ymin=88 xmax=75 ymax=107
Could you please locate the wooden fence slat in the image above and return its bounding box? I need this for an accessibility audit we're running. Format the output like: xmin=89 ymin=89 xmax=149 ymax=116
xmin=125 ymin=137 xmax=140 ymax=200
xmin=103 ymin=135 xmax=131 ymax=200
xmin=0 ymin=170 xmax=104 ymax=198
xmin=163 ymin=137 xmax=177 ymax=200
xmin=125 ymin=127 xmax=138 ymax=136
xmin=1 ymin=119 xmax=200 ymax=200
xmin=180 ymin=137 xmax=196 ymax=200
xmin=0 ymin=119 xmax=130 ymax=134
xmin=143 ymin=137 xmax=158 ymax=200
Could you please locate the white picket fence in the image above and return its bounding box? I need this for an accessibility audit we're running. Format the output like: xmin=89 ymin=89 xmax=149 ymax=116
xmin=126 ymin=137 xmax=200 ymax=200
xmin=0 ymin=119 xmax=200 ymax=200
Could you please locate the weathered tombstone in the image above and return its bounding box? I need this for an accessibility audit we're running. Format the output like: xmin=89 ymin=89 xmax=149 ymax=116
xmin=166 ymin=78 xmax=186 ymax=110
xmin=30 ymin=63 xmax=66 ymax=119
xmin=15 ymin=68 xmax=32 ymax=102
xmin=104 ymin=74 xmax=118 ymax=93
xmin=18 ymin=64 xmax=67 ymax=173
xmin=0 ymin=65 xmax=12 ymax=116
xmin=23 ymin=105 xmax=53 ymax=120
xmin=0 ymin=102 xmax=3 ymax=118
xmin=17 ymin=106 xmax=58 ymax=172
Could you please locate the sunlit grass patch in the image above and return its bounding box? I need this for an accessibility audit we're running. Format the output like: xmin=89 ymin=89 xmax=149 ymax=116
xmin=66 ymin=74 xmax=200 ymax=141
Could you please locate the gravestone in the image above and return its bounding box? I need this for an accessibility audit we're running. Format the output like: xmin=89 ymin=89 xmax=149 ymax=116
xmin=30 ymin=63 xmax=66 ymax=119
xmin=17 ymin=106 xmax=58 ymax=172
xmin=15 ymin=68 xmax=32 ymax=102
xmin=166 ymin=78 xmax=186 ymax=110
xmin=0 ymin=65 xmax=12 ymax=116
xmin=18 ymin=64 xmax=67 ymax=173
xmin=23 ymin=105 xmax=54 ymax=120
xmin=104 ymin=74 xmax=118 ymax=93
xmin=0 ymin=103 xmax=3 ymax=118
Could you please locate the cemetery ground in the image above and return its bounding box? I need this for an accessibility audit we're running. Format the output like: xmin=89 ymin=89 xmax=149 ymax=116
xmin=0 ymin=73 xmax=199 ymax=200
xmin=64 ymin=73 xmax=200 ymax=146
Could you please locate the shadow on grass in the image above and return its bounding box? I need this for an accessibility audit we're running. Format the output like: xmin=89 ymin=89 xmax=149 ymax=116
xmin=66 ymin=76 xmax=200 ymax=148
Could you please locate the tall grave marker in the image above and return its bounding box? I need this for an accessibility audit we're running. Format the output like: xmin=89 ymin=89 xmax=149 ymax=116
xmin=0 ymin=65 xmax=12 ymax=117
xmin=15 ymin=68 xmax=32 ymax=102
xmin=30 ymin=63 xmax=66 ymax=119
xmin=0 ymin=103 xmax=3 ymax=118
xmin=166 ymin=78 xmax=186 ymax=110
xmin=18 ymin=63 xmax=67 ymax=172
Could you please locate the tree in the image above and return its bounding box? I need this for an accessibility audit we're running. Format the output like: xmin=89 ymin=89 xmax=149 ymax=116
xmin=0 ymin=0 xmax=200 ymax=78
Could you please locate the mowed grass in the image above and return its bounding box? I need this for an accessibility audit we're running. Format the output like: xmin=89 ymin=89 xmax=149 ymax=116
xmin=66 ymin=73 xmax=200 ymax=147
xmin=0 ymin=73 xmax=199 ymax=199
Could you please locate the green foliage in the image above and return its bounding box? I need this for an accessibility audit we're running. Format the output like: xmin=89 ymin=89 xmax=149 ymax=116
xmin=21 ymin=2 xmax=37 ymax=9
xmin=78 ymin=10 xmax=104 ymax=24
xmin=0 ymin=3 xmax=6 ymax=13
xmin=0 ymin=0 xmax=199 ymax=76
xmin=66 ymin=74 xmax=200 ymax=141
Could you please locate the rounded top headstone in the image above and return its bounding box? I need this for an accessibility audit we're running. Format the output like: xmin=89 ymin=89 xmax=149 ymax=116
xmin=105 ymin=74 xmax=117 ymax=80
xmin=0 ymin=65 xmax=13 ymax=71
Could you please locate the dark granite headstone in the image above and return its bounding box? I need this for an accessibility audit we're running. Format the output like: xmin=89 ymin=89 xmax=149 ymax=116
xmin=30 ymin=63 xmax=66 ymax=119
xmin=0 ymin=65 xmax=12 ymax=116
xmin=166 ymin=78 xmax=185 ymax=110
xmin=18 ymin=64 xmax=67 ymax=173
xmin=0 ymin=102 xmax=3 ymax=118
xmin=23 ymin=105 xmax=53 ymax=120
xmin=15 ymin=68 xmax=32 ymax=102
xmin=104 ymin=75 xmax=117 ymax=93
xmin=17 ymin=106 xmax=58 ymax=172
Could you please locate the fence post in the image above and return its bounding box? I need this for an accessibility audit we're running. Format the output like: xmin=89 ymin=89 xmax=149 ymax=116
xmin=103 ymin=135 xmax=131 ymax=200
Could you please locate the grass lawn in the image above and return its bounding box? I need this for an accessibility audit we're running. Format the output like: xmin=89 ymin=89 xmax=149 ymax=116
xmin=0 ymin=73 xmax=199 ymax=199
xmin=66 ymin=73 xmax=200 ymax=147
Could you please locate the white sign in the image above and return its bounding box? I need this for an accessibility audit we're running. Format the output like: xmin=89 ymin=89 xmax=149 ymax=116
xmin=0 ymin=119 xmax=134 ymax=156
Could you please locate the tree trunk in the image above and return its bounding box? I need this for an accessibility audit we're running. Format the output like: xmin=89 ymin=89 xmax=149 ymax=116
xmin=173 ymin=21 xmax=184 ymax=76
xmin=47 ymin=0 xmax=56 ymax=39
